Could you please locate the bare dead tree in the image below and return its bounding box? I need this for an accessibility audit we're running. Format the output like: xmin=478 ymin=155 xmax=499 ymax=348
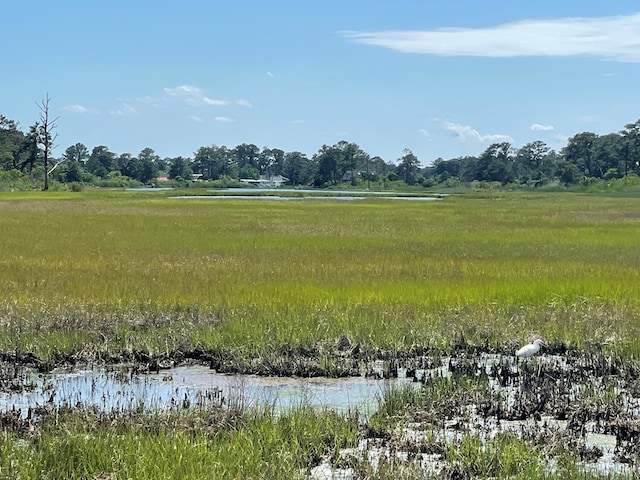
xmin=36 ymin=94 xmax=60 ymax=190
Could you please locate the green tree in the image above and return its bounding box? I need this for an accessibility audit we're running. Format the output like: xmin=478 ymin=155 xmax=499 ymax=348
xmin=193 ymin=145 xmax=235 ymax=180
xmin=396 ymin=149 xmax=421 ymax=185
xmin=0 ymin=115 xmax=28 ymax=171
xmin=513 ymin=141 xmax=551 ymax=184
xmin=313 ymin=144 xmax=340 ymax=186
xmin=562 ymin=132 xmax=597 ymax=177
xmin=62 ymin=143 xmax=89 ymax=164
xmin=168 ymin=156 xmax=193 ymax=180
xmin=259 ymin=147 xmax=285 ymax=177
xmin=283 ymin=151 xmax=313 ymax=185
xmin=65 ymin=160 xmax=82 ymax=183
xmin=137 ymin=147 xmax=159 ymax=183
xmin=475 ymin=142 xmax=514 ymax=184
xmin=621 ymin=119 xmax=640 ymax=176
xmin=86 ymin=146 xmax=115 ymax=178
xmin=233 ymin=143 xmax=260 ymax=180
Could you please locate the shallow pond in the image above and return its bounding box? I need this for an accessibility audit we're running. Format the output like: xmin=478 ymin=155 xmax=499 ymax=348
xmin=0 ymin=365 xmax=406 ymax=417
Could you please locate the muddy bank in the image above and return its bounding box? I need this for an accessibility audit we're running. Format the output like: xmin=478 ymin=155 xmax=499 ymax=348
xmin=1 ymin=342 xmax=640 ymax=477
xmin=0 ymin=335 xmax=616 ymax=380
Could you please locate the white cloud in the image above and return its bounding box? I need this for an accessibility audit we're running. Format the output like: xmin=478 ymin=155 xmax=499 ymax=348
xmin=214 ymin=116 xmax=234 ymax=122
xmin=163 ymin=84 xmax=231 ymax=107
xmin=267 ymin=71 xmax=274 ymax=77
xmin=136 ymin=95 xmax=159 ymax=104
xmin=236 ymin=99 xmax=252 ymax=108
xmin=109 ymin=103 xmax=137 ymax=116
xmin=189 ymin=115 xmax=204 ymax=123
xmin=343 ymin=12 xmax=640 ymax=62
xmin=163 ymin=85 xmax=203 ymax=97
xmin=443 ymin=121 xmax=514 ymax=143
xmin=530 ymin=123 xmax=554 ymax=131
xmin=62 ymin=104 xmax=88 ymax=114
xmin=202 ymin=97 xmax=230 ymax=106
xmin=419 ymin=128 xmax=433 ymax=139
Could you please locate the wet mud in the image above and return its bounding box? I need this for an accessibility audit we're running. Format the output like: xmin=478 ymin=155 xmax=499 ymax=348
xmin=1 ymin=340 xmax=639 ymax=477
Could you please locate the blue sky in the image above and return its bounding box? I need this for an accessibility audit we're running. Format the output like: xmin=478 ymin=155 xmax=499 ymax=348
xmin=4 ymin=1 xmax=640 ymax=165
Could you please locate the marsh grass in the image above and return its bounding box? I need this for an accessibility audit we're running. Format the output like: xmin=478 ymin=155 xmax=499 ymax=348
xmin=0 ymin=404 xmax=360 ymax=479
xmin=1 ymin=189 xmax=640 ymax=362
xmin=2 ymin=189 xmax=638 ymax=476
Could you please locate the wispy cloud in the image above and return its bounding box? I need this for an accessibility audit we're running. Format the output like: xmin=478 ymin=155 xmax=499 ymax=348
xmin=443 ymin=121 xmax=513 ymax=144
xmin=214 ymin=116 xmax=234 ymax=122
xmin=109 ymin=103 xmax=137 ymax=116
xmin=189 ymin=115 xmax=204 ymax=123
xmin=200 ymin=97 xmax=230 ymax=106
xmin=530 ymin=123 xmax=554 ymax=131
xmin=419 ymin=128 xmax=434 ymax=139
xmin=62 ymin=104 xmax=89 ymax=114
xmin=163 ymin=85 xmax=202 ymax=96
xmin=267 ymin=71 xmax=274 ymax=78
xmin=164 ymin=84 xmax=232 ymax=107
xmin=236 ymin=99 xmax=252 ymax=108
xmin=343 ymin=12 xmax=640 ymax=62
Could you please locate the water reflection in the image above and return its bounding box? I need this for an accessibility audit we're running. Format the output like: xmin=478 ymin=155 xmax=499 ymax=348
xmin=0 ymin=365 xmax=405 ymax=416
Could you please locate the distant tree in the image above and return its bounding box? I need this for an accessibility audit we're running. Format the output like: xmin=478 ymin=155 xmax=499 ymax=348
xmin=475 ymin=142 xmax=514 ymax=184
xmin=22 ymin=123 xmax=41 ymax=173
xmin=562 ymin=132 xmax=597 ymax=177
xmin=591 ymin=133 xmax=625 ymax=179
xmin=35 ymin=94 xmax=60 ymax=190
xmin=313 ymin=144 xmax=340 ymax=186
xmin=193 ymin=145 xmax=234 ymax=180
xmin=86 ymin=146 xmax=115 ymax=178
xmin=283 ymin=151 xmax=313 ymax=185
xmin=233 ymin=143 xmax=260 ymax=180
xmin=116 ymin=153 xmax=144 ymax=180
xmin=168 ymin=156 xmax=193 ymax=180
xmin=621 ymin=119 xmax=640 ymax=176
xmin=62 ymin=143 xmax=89 ymax=164
xmin=0 ymin=115 xmax=27 ymax=170
xmin=137 ymin=147 xmax=159 ymax=183
xmin=259 ymin=147 xmax=285 ymax=177
xmin=369 ymin=156 xmax=395 ymax=179
xmin=559 ymin=162 xmax=580 ymax=186
xmin=396 ymin=149 xmax=421 ymax=185
xmin=65 ymin=159 xmax=82 ymax=183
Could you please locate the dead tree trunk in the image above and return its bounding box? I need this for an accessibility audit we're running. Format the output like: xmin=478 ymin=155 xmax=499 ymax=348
xmin=37 ymin=94 xmax=59 ymax=191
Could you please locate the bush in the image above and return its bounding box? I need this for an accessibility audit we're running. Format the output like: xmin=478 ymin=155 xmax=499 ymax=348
xmin=0 ymin=169 xmax=37 ymax=191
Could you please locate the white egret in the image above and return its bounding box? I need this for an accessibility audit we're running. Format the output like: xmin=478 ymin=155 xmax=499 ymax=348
xmin=515 ymin=339 xmax=546 ymax=358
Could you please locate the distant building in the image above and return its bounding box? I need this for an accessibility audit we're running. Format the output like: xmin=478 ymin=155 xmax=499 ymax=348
xmin=240 ymin=175 xmax=289 ymax=188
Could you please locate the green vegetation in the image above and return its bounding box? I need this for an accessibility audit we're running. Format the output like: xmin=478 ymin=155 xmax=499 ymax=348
xmin=1 ymin=189 xmax=640 ymax=362
xmin=3 ymin=109 xmax=640 ymax=190
xmin=1 ymin=188 xmax=640 ymax=478
xmin=0 ymin=405 xmax=360 ymax=479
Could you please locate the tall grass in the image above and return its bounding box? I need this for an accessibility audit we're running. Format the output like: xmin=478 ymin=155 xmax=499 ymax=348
xmin=0 ymin=405 xmax=360 ymax=479
xmin=1 ymin=189 xmax=639 ymax=359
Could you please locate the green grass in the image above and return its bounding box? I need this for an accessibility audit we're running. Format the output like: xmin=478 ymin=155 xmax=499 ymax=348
xmin=1 ymin=189 xmax=640 ymax=360
xmin=0 ymin=405 xmax=360 ymax=480
xmin=3 ymin=187 xmax=639 ymax=478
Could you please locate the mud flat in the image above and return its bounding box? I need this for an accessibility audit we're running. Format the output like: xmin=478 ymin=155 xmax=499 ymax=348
xmin=312 ymin=349 xmax=640 ymax=478
xmin=0 ymin=348 xmax=639 ymax=477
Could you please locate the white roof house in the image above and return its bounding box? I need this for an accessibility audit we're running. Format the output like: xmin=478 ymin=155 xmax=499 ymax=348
xmin=240 ymin=175 xmax=289 ymax=188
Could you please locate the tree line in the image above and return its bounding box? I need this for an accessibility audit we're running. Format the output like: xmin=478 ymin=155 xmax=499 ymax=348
xmin=2 ymin=110 xmax=640 ymax=190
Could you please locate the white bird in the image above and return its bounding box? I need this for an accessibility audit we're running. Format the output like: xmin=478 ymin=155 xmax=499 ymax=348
xmin=515 ymin=339 xmax=546 ymax=358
